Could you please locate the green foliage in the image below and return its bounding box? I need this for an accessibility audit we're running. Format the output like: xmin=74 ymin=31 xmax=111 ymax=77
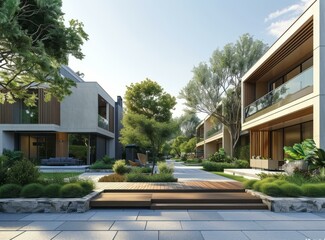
xmin=243 ymin=179 xmax=258 ymax=189
xmin=6 ymin=159 xmax=40 ymax=185
xmin=20 ymin=183 xmax=45 ymax=198
xmin=202 ymin=161 xmax=235 ymax=171
xmin=283 ymin=139 xmax=316 ymax=162
xmin=178 ymin=112 xmax=201 ymax=138
xmin=89 ymin=161 xmax=112 ymax=170
xmin=38 ymin=172 xmax=81 ymax=185
xmin=261 ymin=183 xmax=283 ymax=197
xmin=101 ymin=156 xmax=115 ymax=164
xmin=98 ymin=174 xmax=125 ymax=182
xmin=180 ymin=34 xmax=268 ymax=156
xmin=0 ymin=0 xmax=88 ymax=105
xmin=253 ymin=178 xmax=275 ymax=192
xmin=180 ymin=137 xmax=197 ymax=153
xmin=234 ymin=159 xmax=249 ymax=168
xmin=257 ymin=173 xmax=284 ymax=180
xmin=78 ymin=180 xmax=94 ymax=195
xmin=44 ymin=184 xmax=62 ymax=198
xmin=130 ymin=167 xmax=152 ymax=174
xmin=273 ymin=180 xmax=287 ymax=186
xmin=112 ymin=160 xmax=130 ymax=175
xmin=69 ymin=145 xmax=88 ymax=163
xmin=60 ymin=183 xmax=84 ymax=198
xmin=0 ymin=184 xmax=22 ymax=198
xmin=301 ymin=184 xmax=325 ymax=197
xmin=158 ymin=162 xmax=174 ymax=174
xmin=234 ymin=145 xmax=250 ymax=160
xmin=279 ymin=183 xmax=302 ymax=197
xmin=126 ymin=173 xmax=177 ymax=182
xmin=207 ymin=148 xmax=230 ymax=163
xmin=2 ymin=149 xmax=24 ymax=167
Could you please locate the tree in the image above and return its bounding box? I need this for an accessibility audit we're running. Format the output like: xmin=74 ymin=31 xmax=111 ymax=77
xmin=177 ymin=111 xmax=200 ymax=138
xmin=120 ymin=79 xmax=177 ymax=173
xmin=180 ymin=33 xmax=267 ymax=156
xmin=180 ymin=137 xmax=196 ymax=154
xmin=170 ymin=135 xmax=187 ymax=157
xmin=0 ymin=0 xmax=88 ymax=106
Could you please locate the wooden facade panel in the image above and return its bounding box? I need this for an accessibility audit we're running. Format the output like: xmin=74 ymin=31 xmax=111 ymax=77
xmin=109 ymin=104 xmax=115 ymax=133
xmin=38 ymin=89 xmax=60 ymax=125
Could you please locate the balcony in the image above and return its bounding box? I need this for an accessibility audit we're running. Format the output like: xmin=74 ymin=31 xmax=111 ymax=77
xmin=98 ymin=115 xmax=109 ymax=130
xmin=245 ymin=66 xmax=313 ymax=119
xmin=206 ymin=123 xmax=222 ymax=138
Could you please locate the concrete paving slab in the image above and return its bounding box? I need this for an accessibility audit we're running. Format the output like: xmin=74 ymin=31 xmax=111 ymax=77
xmin=201 ymin=231 xmax=250 ymax=240
xmin=55 ymin=212 xmax=96 ymax=221
xmin=53 ymin=231 xmax=116 ymax=240
xmin=0 ymin=214 xmax=28 ymax=221
xmin=0 ymin=231 xmax=23 ymax=240
xmin=56 ymin=221 xmax=113 ymax=230
xmin=146 ymin=221 xmax=182 ymax=230
xmin=110 ymin=221 xmax=146 ymax=230
xmin=243 ymin=231 xmax=307 ymax=240
xmin=218 ymin=211 xmax=274 ymax=220
xmin=256 ymin=220 xmax=325 ymax=230
xmin=20 ymin=221 xmax=64 ymax=231
xmin=181 ymin=221 xmax=263 ymax=230
xmin=265 ymin=212 xmax=325 ymax=220
xmin=159 ymin=231 xmax=204 ymax=240
xmin=12 ymin=231 xmax=60 ymax=240
xmin=299 ymin=231 xmax=325 ymax=239
xmin=188 ymin=211 xmax=224 ymax=220
xmin=90 ymin=211 xmax=138 ymax=220
xmin=0 ymin=221 xmax=31 ymax=230
xmin=20 ymin=213 xmax=63 ymax=221
xmin=138 ymin=211 xmax=190 ymax=220
xmin=114 ymin=231 xmax=158 ymax=240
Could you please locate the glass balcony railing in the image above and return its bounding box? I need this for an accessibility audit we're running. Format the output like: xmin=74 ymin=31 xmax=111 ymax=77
xmin=245 ymin=66 xmax=313 ymax=119
xmin=206 ymin=123 xmax=223 ymax=138
xmin=98 ymin=115 xmax=109 ymax=130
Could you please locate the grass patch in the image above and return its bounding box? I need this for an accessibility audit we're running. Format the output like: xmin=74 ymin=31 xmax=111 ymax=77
xmin=39 ymin=172 xmax=82 ymax=179
xmin=212 ymin=172 xmax=247 ymax=182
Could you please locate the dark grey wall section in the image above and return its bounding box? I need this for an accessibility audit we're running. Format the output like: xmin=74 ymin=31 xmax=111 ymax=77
xmin=115 ymin=96 xmax=123 ymax=159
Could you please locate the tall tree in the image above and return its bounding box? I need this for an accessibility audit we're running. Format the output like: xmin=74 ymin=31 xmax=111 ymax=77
xmin=180 ymin=33 xmax=268 ymax=156
xmin=0 ymin=0 xmax=88 ymax=106
xmin=120 ymin=79 xmax=177 ymax=172
xmin=178 ymin=111 xmax=201 ymax=138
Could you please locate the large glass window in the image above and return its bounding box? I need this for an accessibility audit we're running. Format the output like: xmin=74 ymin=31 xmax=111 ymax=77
xmin=19 ymin=134 xmax=55 ymax=161
xmin=21 ymin=104 xmax=38 ymax=123
xmin=302 ymin=121 xmax=313 ymax=140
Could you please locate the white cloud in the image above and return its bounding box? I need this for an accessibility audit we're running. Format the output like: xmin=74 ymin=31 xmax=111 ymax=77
xmin=265 ymin=0 xmax=314 ymax=37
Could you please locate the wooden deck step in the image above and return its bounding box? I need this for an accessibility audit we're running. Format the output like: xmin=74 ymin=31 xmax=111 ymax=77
xmin=151 ymin=203 xmax=268 ymax=210
xmin=90 ymin=193 xmax=152 ymax=208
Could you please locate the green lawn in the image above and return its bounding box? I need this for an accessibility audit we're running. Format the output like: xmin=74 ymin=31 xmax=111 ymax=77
xmin=212 ymin=172 xmax=247 ymax=182
xmin=39 ymin=172 xmax=82 ymax=179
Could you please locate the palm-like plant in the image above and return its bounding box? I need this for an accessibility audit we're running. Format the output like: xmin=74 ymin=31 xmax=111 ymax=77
xmin=283 ymin=139 xmax=317 ymax=163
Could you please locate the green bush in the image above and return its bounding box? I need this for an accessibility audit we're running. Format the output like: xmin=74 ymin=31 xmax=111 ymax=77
xmin=90 ymin=161 xmax=112 ymax=169
xmin=301 ymin=184 xmax=325 ymax=197
xmin=60 ymin=183 xmax=84 ymax=198
xmin=261 ymin=183 xmax=283 ymax=197
xmin=252 ymin=181 xmax=264 ymax=192
xmin=101 ymin=156 xmax=115 ymax=164
xmin=235 ymin=145 xmax=250 ymax=161
xmin=279 ymin=183 xmax=302 ymax=197
xmin=202 ymin=161 xmax=235 ymax=171
xmin=44 ymin=184 xmax=62 ymax=198
xmin=126 ymin=173 xmax=177 ymax=182
xmin=98 ymin=173 xmax=125 ymax=182
xmin=78 ymin=180 xmax=94 ymax=195
xmin=130 ymin=167 xmax=151 ymax=174
xmin=20 ymin=183 xmax=45 ymax=198
xmin=243 ymin=179 xmax=258 ymax=189
xmin=0 ymin=184 xmax=22 ymax=198
xmin=158 ymin=162 xmax=174 ymax=174
xmin=113 ymin=160 xmax=129 ymax=175
xmin=273 ymin=180 xmax=287 ymax=186
xmin=6 ymin=159 xmax=40 ymax=185
xmin=207 ymin=148 xmax=231 ymax=163
xmin=257 ymin=172 xmax=284 ymax=180
xmin=234 ymin=160 xmax=249 ymax=168
xmin=2 ymin=149 xmax=24 ymax=167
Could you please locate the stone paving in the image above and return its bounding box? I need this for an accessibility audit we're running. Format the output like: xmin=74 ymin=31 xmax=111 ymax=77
xmin=0 ymin=210 xmax=325 ymax=239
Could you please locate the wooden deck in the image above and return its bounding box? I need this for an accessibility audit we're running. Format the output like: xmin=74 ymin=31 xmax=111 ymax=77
xmin=91 ymin=181 xmax=267 ymax=210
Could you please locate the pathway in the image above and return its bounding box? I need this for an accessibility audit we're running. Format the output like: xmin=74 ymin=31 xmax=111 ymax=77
xmin=1 ymin=210 xmax=325 ymax=240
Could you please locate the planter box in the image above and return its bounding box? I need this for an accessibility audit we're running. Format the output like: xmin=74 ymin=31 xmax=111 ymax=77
xmin=250 ymin=159 xmax=280 ymax=170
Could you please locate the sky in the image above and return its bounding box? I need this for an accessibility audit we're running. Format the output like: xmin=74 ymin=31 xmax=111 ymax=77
xmin=61 ymin=0 xmax=313 ymax=119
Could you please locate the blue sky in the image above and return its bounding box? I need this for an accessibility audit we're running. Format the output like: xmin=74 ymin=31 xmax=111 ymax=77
xmin=62 ymin=0 xmax=313 ymax=118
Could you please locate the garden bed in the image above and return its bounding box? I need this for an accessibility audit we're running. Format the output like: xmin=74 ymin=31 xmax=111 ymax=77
xmin=246 ymin=189 xmax=325 ymax=212
xmin=0 ymin=190 xmax=101 ymax=213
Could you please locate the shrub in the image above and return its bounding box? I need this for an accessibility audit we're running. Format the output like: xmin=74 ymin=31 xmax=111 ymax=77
xmin=243 ymin=179 xmax=258 ymax=189
xmin=130 ymin=167 xmax=151 ymax=174
xmin=158 ymin=162 xmax=174 ymax=174
xmin=20 ymin=183 xmax=45 ymax=198
xmin=6 ymin=160 xmax=40 ymax=185
xmin=90 ymin=161 xmax=112 ymax=170
xmin=101 ymin=156 xmax=115 ymax=164
xmin=279 ymin=183 xmax=302 ymax=197
xmin=257 ymin=173 xmax=284 ymax=180
xmin=261 ymin=183 xmax=283 ymax=197
xmin=234 ymin=160 xmax=249 ymax=168
xmin=126 ymin=173 xmax=177 ymax=182
xmin=301 ymin=184 xmax=325 ymax=197
xmin=60 ymin=183 xmax=84 ymax=198
xmin=98 ymin=173 xmax=125 ymax=182
xmin=44 ymin=184 xmax=62 ymax=198
xmin=0 ymin=184 xmax=22 ymax=198
xmin=273 ymin=180 xmax=287 ymax=186
xmin=113 ymin=160 xmax=129 ymax=175
xmin=2 ymin=149 xmax=24 ymax=167
xmin=78 ymin=180 xmax=95 ymax=194
xmin=252 ymin=181 xmax=264 ymax=192
xmin=235 ymin=145 xmax=250 ymax=161
xmin=207 ymin=148 xmax=231 ymax=163
xmin=202 ymin=161 xmax=235 ymax=171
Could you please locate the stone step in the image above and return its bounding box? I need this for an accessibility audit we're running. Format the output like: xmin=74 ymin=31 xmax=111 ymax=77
xmin=151 ymin=203 xmax=268 ymax=210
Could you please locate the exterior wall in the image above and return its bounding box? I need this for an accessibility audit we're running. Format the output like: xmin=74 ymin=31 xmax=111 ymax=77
xmin=115 ymin=96 xmax=123 ymax=159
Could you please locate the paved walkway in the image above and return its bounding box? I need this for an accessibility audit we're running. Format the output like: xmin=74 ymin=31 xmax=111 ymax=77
xmin=1 ymin=210 xmax=325 ymax=240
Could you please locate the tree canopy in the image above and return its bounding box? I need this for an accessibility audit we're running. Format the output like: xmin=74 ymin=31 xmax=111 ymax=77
xmin=180 ymin=33 xmax=268 ymax=156
xmin=0 ymin=0 xmax=88 ymax=106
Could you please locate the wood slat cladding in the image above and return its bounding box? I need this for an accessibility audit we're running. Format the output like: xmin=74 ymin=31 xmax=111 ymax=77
xmin=38 ymin=89 xmax=60 ymax=125
xmin=109 ymin=104 xmax=115 ymax=133
xmin=0 ymin=101 xmax=19 ymax=124
xmin=247 ymin=18 xmax=313 ymax=82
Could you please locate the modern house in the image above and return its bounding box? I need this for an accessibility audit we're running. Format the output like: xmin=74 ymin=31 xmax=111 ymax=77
xmin=0 ymin=66 xmax=123 ymax=164
xmin=241 ymin=0 xmax=323 ymax=169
